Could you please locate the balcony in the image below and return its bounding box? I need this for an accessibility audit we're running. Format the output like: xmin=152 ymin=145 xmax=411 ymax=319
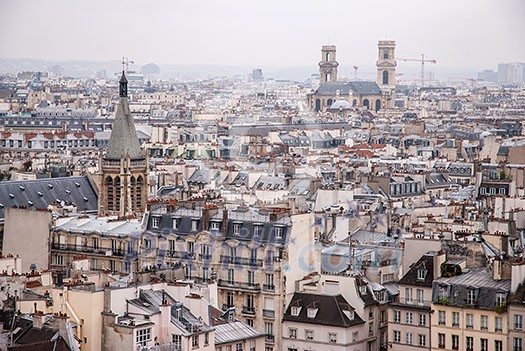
xmin=199 ymin=253 xmax=212 ymax=260
xmin=263 ymin=284 xmax=275 ymax=292
xmin=265 ymin=335 xmax=275 ymax=343
xmin=51 ymin=243 xmax=125 ymax=257
xmin=242 ymin=306 xmax=256 ymax=315
xmin=220 ymin=255 xmax=263 ymax=267
xmin=263 ymin=309 xmax=275 ymax=318
xmin=166 ymin=251 xmax=195 ymax=260
xmin=391 ymin=296 xmax=431 ymax=309
xmin=217 ymin=279 xmax=261 ymax=291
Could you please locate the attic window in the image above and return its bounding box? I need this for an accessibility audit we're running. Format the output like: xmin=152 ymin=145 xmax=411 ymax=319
xmin=274 ymin=226 xmax=284 ymax=239
xmin=466 ymin=288 xmax=478 ymax=305
xmin=151 ymin=216 xmax=160 ymax=229
xmin=343 ymin=309 xmax=355 ymax=320
xmin=291 ymin=306 xmax=301 ymax=316
xmin=359 ymin=285 xmax=368 ymax=294
xmin=307 ymin=307 xmax=318 ymax=318
xmin=233 ymin=223 xmax=241 ymax=235
xmin=417 ymin=269 xmax=427 ymax=280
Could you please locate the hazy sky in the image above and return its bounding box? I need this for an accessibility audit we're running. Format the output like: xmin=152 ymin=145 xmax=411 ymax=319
xmin=1 ymin=0 xmax=523 ymax=71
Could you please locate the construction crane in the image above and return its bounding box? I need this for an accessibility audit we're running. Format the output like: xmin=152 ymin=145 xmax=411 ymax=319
xmin=397 ymin=54 xmax=436 ymax=86
xmin=111 ymin=57 xmax=135 ymax=73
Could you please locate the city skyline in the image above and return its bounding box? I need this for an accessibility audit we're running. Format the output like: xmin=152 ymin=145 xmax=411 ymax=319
xmin=0 ymin=0 xmax=524 ymax=71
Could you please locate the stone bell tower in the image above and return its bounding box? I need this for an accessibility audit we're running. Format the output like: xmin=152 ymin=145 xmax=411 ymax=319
xmin=99 ymin=71 xmax=147 ymax=217
xmin=319 ymin=45 xmax=339 ymax=84
xmin=376 ymin=40 xmax=397 ymax=90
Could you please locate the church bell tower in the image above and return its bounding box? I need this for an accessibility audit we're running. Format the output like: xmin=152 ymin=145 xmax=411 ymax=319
xmin=319 ymin=45 xmax=339 ymax=84
xmin=99 ymin=71 xmax=147 ymax=217
xmin=376 ymin=40 xmax=396 ymax=90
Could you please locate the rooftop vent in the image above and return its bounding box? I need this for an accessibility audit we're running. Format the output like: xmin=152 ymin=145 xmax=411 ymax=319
xmin=48 ymin=184 xmax=53 ymax=189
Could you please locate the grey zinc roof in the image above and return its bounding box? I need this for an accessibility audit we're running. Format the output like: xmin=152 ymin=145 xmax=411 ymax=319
xmin=54 ymin=216 xmax=142 ymax=238
xmin=432 ymin=267 xmax=511 ymax=309
xmin=214 ymin=321 xmax=264 ymax=345
xmin=0 ymin=176 xmax=98 ymax=221
xmin=283 ymin=292 xmax=365 ymax=327
xmin=315 ymin=81 xmax=382 ymax=96
xmin=105 ymin=96 xmax=144 ymax=160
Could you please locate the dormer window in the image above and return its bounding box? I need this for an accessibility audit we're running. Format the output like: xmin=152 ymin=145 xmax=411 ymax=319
xmin=359 ymin=285 xmax=368 ymax=295
xmin=438 ymin=285 xmax=448 ymax=299
xmin=172 ymin=218 xmax=180 ymax=230
xmin=275 ymin=226 xmax=283 ymax=239
xmin=307 ymin=307 xmax=318 ymax=318
xmin=496 ymin=292 xmax=506 ymax=307
xmin=253 ymin=225 xmax=262 ymax=236
xmin=191 ymin=219 xmax=199 ymax=231
xmin=210 ymin=221 xmax=220 ymax=231
xmin=417 ymin=269 xmax=427 ymax=281
xmin=466 ymin=288 xmax=477 ymax=305
xmin=342 ymin=309 xmax=355 ymax=320
xmin=233 ymin=223 xmax=241 ymax=235
xmin=291 ymin=306 xmax=301 ymax=316
xmin=151 ymin=216 xmax=160 ymax=229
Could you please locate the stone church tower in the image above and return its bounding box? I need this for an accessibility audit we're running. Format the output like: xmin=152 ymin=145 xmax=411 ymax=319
xmin=319 ymin=45 xmax=338 ymax=83
xmin=99 ymin=72 xmax=147 ymax=217
xmin=376 ymin=40 xmax=397 ymax=108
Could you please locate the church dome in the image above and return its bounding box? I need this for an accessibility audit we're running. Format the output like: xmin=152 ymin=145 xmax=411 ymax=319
xmin=330 ymin=98 xmax=352 ymax=110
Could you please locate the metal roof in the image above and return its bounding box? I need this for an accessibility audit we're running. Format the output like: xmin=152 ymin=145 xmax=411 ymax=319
xmin=214 ymin=321 xmax=264 ymax=345
xmin=0 ymin=176 xmax=98 ymax=221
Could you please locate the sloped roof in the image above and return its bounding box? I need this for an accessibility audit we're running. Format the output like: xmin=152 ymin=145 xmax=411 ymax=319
xmin=214 ymin=321 xmax=264 ymax=345
xmin=398 ymin=252 xmax=435 ymax=287
xmin=0 ymin=176 xmax=98 ymax=221
xmin=105 ymin=93 xmax=144 ymax=160
xmin=283 ymin=292 xmax=364 ymax=327
xmin=315 ymin=81 xmax=382 ymax=96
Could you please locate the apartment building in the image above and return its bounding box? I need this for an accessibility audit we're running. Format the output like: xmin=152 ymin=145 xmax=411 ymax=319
xmin=142 ymin=204 xmax=294 ymax=351
xmin=282 ymin=292 xmax=367 ymax=351
xmin=430 ymin=265 xmax=510 ymax=351
xmin=389 ymin=251 xmax=445 ymax=351
xmin=50 ymin=216 xmax=141 ymax=273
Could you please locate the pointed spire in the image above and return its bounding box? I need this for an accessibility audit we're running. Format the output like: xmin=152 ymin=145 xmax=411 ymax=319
xmin=119 ymin=71 xmax=128 ymax=98
xmin=105 ymin=72 xmax=143 ymax=161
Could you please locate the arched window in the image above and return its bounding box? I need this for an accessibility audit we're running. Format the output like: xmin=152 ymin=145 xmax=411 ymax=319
xmin=114 ymin=177 xmax=121 ymax=212
xmin=136 ymin=176 xmax=144 ymax=211
xmin=383 ymin=50 xmax=389 ymax=59
xmin=375 ymin=99 xmax=381 ymax=111
xmin=105 ymin=176 xmax=114 ymax=211
xmin=382 ymin=70 xmax=389 ymax=85
xmin=130 ymin=176 xmax=136 ymax=211
xmin=327 ymin=99 xmax=333 ymax=107
xmin=363 ymin=99 xmax=370 ymax=109
xmin=352 ymin=100 xmax=357 ymax=107
xmin=315 ymin=99 xmax=321 ymax=112
xmin=325 ymin=52 xmax=330 ymax=61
